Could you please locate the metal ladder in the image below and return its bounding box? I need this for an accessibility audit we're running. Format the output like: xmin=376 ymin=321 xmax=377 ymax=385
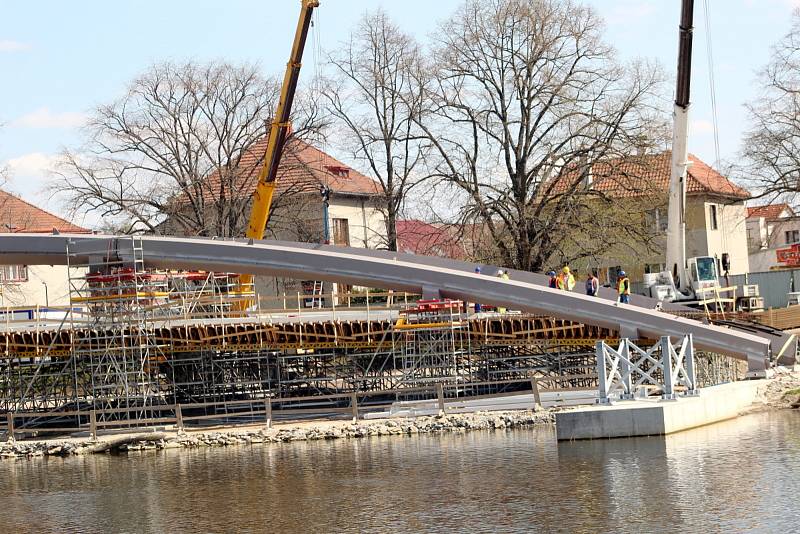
xmin=310 ymin=280 xmax=324 ymax=309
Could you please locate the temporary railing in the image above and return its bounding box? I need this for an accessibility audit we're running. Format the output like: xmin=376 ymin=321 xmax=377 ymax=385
xmin=596 ymin=335 xmax=698 ymax=404
xmin=1 ymin=375 xmax=597 ymax=441
xmin=0 ymin=290 xmax=421 ymax=331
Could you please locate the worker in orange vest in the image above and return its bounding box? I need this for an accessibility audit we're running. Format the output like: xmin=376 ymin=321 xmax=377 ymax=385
xmin=557 ymin=266 xmax=575 ymax=291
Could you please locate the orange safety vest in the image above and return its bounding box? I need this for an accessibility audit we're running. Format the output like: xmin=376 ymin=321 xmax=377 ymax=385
xmin=557 ymin=273 xmax=575 ymax=291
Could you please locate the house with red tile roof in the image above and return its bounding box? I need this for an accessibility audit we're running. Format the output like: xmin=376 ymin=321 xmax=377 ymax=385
xmin=160 ymin=136 xmax=389 ymax=298
xmin=0 ymin=189 xmax=90 ymax=307
xmin=560 ymin=151 xmax=751 ymax=282
xmin=746 ymin=203 xmax=795 ymax=251
xmin=164 ymin=137 xmax=387 ymax=249
xmin=745 ymin=202 xmax=800 ymax=271
xmin=396 ymin=220 xmax=467 ymax=260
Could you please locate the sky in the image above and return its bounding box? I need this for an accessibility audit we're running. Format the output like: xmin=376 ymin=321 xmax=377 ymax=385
xmin=1 ymin=0 xmax=799 ymax=225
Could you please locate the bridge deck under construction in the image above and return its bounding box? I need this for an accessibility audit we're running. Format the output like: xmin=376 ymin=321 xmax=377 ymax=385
xmin=0 ymin=311 xmax=617 ymax=358
xmin=0 ymin=234 xmax=778 ymax=434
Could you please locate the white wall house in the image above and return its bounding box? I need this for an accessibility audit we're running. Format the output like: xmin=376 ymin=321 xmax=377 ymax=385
xmin=162 ymin=138 xmax=389 ymax=301
xmin=746 ymin=203 xmax=800 ymax=271
xmin=0 ymin=189 xmax=91 ymax=308
xmin=570 ymin=152 xmax=751 ymax=284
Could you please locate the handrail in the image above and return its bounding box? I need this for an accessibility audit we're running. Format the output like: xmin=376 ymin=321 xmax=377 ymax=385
xmin=2 ymin=374 xmax=597 ymax=439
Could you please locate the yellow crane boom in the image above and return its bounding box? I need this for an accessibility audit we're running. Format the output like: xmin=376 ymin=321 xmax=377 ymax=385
xmin=238 ymin=0 xmax=319 ymax=307
xmin=247 ymin=0 xmax=320 ymax=240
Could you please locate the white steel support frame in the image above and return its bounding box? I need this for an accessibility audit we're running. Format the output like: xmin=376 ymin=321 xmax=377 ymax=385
xmin=661 ymin=334 xmax=697 ymax=400
xmin=596 ymin=335 xmax=698 ymax=404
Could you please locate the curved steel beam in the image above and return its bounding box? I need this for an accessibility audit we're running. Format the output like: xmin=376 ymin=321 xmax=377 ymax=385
xmin=0 ymin=233 xmax=772 ymax=370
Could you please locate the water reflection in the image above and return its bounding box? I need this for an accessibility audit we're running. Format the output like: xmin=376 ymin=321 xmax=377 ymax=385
xmin=0 ymin=412 xmax=797 ymax=533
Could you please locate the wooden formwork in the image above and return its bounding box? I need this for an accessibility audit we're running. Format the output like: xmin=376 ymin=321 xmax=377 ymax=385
xmin=0 ymin=314 xmax=617 ymax=359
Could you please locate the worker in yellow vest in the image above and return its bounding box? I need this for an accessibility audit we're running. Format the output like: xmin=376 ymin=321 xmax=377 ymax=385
xmin=557 ymin=266 xmax=575 ymax=291
xmin=496 ymin=269 xmax=509 ymax=313
xmin=617 ymin=270 xmax=631 ymax=304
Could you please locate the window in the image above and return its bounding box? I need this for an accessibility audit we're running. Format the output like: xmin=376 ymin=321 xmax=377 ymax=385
xmin=786 ymin=230 xmax=800 ymax=244
xmin=695 ymin=257 xmax=717 ymax=282
xmin=645 ymin=263 xmax=665 ymax=275
xmin=646 ymin=208 xmax=668 ymax=233
xmin=324 ymin=165 xmax=350 ymax=178
xmin=709 ymin=204 xmax=719 ymax=230
xmin=332 ymin=218 xmax=350 ymax=247
xmin=0 ymin=265 xmax=28 ymax=283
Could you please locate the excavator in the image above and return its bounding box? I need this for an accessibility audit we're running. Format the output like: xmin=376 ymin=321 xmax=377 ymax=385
xmin=237 ymin=0 xmax=319 ymax=306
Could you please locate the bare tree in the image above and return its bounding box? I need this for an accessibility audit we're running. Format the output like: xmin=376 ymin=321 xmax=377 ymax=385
xmin=739 ymin=12 xmax=800 ymax=206
xmin=415 ymin=0 xmax=666 ymax=271
xmin=55 ymin=61 xmax=322 ymax=237
xmin=323 ymin=10 xmax=428 ymax=251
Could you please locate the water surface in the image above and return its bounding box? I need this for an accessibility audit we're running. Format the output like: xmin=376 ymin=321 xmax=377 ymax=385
xmin=1 ymin=411 xmax=799 ymax=533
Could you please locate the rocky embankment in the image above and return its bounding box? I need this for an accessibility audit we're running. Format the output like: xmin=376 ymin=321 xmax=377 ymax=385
xmin=755 ymin=368 xmax=800 ymax=409
xmin=0 ymin=410 xmax=554 ymax=460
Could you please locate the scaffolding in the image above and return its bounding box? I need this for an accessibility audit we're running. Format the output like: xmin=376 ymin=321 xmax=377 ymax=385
xmin=391 ymin=300 xmax=472 ymax=396
xmin=67 ymin=237 xmax=171 ymax=420
xmin=0 ymin=239 xmax=621 ymax=431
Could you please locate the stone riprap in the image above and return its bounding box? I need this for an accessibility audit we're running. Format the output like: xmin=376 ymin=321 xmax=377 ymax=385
xmin=0 ymin=411 xmax=554 ymax=460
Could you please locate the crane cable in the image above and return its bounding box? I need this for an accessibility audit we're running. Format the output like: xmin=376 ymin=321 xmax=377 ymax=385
xmin=311 ymin=7 xmax=331 ymax=192
xmin=703 ymin=0 xmax=721 ymax=169
xmin=703 ymin=0 xmax=729 ymax=260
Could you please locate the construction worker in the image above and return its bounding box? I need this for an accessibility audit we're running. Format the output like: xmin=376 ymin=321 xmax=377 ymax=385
xmin=585 ymin=271 xmax=599 ymax=296
xmin=474 ymin=267 xmax=482 ymax=313
xmin=617 ymin=270 xmax=631 ymax=304
xmin=547 ymin=271 xmax=558 ymax=289
xmin=557 ymin=266 xmax=575 ymax=291
xmin=497 ymin=269 xmax=509 ymax=313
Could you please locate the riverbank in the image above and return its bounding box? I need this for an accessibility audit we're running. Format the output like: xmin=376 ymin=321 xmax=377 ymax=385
xmin=762 ymin=366 xmax=800 ymax=408
xmin=0 ymin=410 xmax=555 ymax=460
xmin=3 ymin=370 xmax=800 ymax=461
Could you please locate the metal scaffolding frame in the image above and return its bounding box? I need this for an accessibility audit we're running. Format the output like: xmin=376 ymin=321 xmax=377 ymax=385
xmin=0 ymin=237 xmax=742 ymax=431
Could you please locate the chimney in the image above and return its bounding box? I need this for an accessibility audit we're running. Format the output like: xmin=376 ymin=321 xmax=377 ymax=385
xmin=583 ymin=163 xmax=593 ymax=189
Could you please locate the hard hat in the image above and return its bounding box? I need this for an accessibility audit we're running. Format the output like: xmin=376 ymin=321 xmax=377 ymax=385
xmin=562 ymin=266 xmax=570 ymax=273
xmin=474 ymin=266 xmax=481 ymax=274
xmin=619 ymin=270 xmax=626 ymax=277
xmin=548 ymin=271 xmax=556 ymax=276
xmin=497 ymin=269 xmax=504 ymax=275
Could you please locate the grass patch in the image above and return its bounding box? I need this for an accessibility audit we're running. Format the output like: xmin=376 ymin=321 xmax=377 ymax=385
xmin=782 ymin=387 xmax=800 ymax=399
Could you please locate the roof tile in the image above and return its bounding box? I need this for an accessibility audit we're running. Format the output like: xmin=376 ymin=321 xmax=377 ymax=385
xmin=0 ymin=190 xmax=90 ymax=234
xmin=558 ymin=151 xmax=749 ymax=200
xmin=200 ymin=138 xmax=382 ymax=203
xmin=746 ymin=203 xmax=794 ymax=220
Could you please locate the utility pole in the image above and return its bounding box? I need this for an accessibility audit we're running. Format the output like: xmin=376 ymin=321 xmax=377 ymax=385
xmin=320 ymin=186 xmax=331 ymax=245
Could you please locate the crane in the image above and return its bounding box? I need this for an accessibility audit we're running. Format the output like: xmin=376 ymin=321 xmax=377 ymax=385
xmin=644 ymin=0 xmax=725 ymax=305
xmin=237 ymin=0 xmax=319 ymax=305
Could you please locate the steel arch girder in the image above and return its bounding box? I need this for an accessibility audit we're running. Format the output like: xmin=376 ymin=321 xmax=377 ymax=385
xmin=0 ymin=233 xmax=771 ymax=371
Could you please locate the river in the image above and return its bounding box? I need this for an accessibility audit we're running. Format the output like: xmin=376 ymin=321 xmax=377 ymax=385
xmin=1 ymin=411 xmax=799 ymax=533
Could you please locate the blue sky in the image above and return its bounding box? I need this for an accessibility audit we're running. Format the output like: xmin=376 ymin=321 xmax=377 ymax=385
xmin=0 ymin=0 xmax=798 ymax=221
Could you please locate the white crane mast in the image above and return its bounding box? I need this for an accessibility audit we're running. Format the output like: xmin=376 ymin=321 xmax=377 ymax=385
xmin=665 ymin=0 xmax=695 ymax=293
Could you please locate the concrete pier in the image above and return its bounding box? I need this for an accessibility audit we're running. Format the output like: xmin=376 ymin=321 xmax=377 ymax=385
xmin=555 ymin=380 xmax=764 ymax=441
